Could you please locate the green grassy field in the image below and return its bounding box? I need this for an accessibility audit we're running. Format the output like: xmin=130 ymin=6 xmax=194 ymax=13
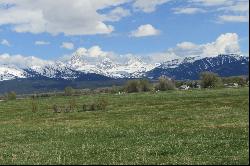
xmin=0 ymin=88 xmax=249 ymax=165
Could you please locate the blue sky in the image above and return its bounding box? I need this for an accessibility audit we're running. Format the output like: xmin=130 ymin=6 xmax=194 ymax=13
xmin=0 ymin=0 xmax=249 ymax=61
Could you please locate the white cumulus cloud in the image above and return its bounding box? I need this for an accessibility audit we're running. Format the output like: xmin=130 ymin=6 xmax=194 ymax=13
xmin=1 ymin=39 xmax=10 ymax=47
xmin=61 ymin=42 xmax=74 ymax=50
xmin=88 ymin=46 xmax=108 ymax=57
xmin=35 ymin=41 xmax=50 ymax=45
xmin=175 ymin=0 xmax=249 ymax=23
xmin=104 ymin=7 xmax=131 ymax=21
xmin=218 ymin=15 xmax=248 ymax=23
xmin=217 ymin=1 xmax=249 ymax=23
xmin=190 ymin=0 xmax=233 ymax=6
xmin=130 ymin=24 xmax=160 ymax=37
xmin=0 ymin=0 xmax=171 ymax=36
xmin=68 ymin=33 xmax=242 ymax=65
xmin=0 ymin=0 xmax=130 ymax=35
xmin=133 ymin=0 xmax=171 ymax=13
xmin=147 ymin=33 xmax=241 ymax=63
xmin=202 ymin=33 xmax=240 ymax=56
xmin=0 ymin=53 xmax=51 ymax=68
xmin=0 ymin=33 xmax=243 ymax=67
xmin=173 ymin=7 xmax=206 ymax=14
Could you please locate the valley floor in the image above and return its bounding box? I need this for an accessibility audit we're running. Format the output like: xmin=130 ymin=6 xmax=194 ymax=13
xmin=0 ymin=88 xmax=249 ymax=164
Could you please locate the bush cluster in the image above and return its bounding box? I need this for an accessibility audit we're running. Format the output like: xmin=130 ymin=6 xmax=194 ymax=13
xmin=52 ymin=98 xmax=108 ymax=113
xmin=81 ymin=98 xmax=108 ymax=112
xmin=155 ymin=76 xmax=175 ymax=91
xmin=64 ymin=86 xmax=75 ymax=96
xmin=52 ymin=98 xmax=78 ymax=113
xmin=5 ymin=91 xmax=16 ymax=100
xmin=31 ymin=99 xmax=39 ymax=112
xmin=176 ymin=80 xmax=200 ymax=88
xmin=125 ymin=79 xmax=152 ymax=93
xmin=200 ymin=72 xmax=223 ymax=88
xmin=222 ymin=76 xmax=248 ymax=86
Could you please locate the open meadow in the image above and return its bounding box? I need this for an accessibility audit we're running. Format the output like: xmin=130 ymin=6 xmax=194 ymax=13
xmin=0 ymin=88 xmax=249 ymax=165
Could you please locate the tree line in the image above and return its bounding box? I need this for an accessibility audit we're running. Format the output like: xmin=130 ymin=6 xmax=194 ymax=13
xmin=63 ymin=71 xmax=249 ymax=95
xmin=1 ymin=71 xmax=249 ymax=100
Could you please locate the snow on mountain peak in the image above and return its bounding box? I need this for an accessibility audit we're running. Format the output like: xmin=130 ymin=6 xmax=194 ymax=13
xmin=98 ymin=58 xmax=117 ymax=70
xmin=0 ymin=54 xmax=248 ymax=81
xmin=0 ymin=66 xmax=27 ymax=81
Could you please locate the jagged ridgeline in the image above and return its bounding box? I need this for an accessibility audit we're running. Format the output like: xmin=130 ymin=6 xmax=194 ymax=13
xmin=0 ymin=54 xmax=249 ymax=94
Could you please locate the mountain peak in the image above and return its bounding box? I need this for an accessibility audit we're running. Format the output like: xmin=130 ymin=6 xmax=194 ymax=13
xmin=0 ymin=54 xmax=248 ymax=81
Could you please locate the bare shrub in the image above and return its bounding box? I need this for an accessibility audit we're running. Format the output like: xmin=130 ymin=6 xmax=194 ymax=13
xmin=200 ymin=72 xmax=222 ymax=88
xmin=31 ymin=99 xmax=38 ymax=112
xmin=89 ymin=103 xmax=96 ymax=111
xmin=6 ymin=91 xmax=16 ymax=100
xmin=53 ymin=104 xmax=60 ymax=113
xmin=64 ymin=105 xmax=70 ymax=113
xmin=68 ymin=98 xmax=77 ymax=112
xmin=64 ymin=86 xmax=74 ymax=96
xmin=138 ymin=79 xmax=152 ymax=92
xmin=155 ymin=76 xmax=175 ymax=91
xmin=125 ymin=80 xmax=140 ymax=93
xmin=96 ymin=98 xmax=108 ymax=111
xmin=82 ymin=104 xmax=88 ymax=112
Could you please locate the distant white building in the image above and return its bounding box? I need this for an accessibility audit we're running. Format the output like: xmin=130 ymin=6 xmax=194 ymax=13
xmin=196 ymin=84 xmax=201 ymax=89
xmin=233 ymin=83 xmax=239 ymax=88
xmin=225 ymin=83 xmax=239 ymax=88
xmin=179 ymin=85 xmax=190 ymax=90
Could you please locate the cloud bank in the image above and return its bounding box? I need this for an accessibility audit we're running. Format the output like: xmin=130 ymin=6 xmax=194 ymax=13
xmin=0 ymin=0 xmax=172 ymax=36
xmin=0 ymin=0 xmax=247 ymax=37
xmin=0 ymin=54 xmax=52 ymax=68
xmin=185 ymin=0 xmax=249 ymax=23
xmin=0 ymin=33 xmax=243 ymax=67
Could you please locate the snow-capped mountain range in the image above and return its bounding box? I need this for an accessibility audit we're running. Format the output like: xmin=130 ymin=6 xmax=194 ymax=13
xmin=147 ymin=54 xmax=249 ymax=80
xmin=0 ymin=53 xmax=249 ymax=81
